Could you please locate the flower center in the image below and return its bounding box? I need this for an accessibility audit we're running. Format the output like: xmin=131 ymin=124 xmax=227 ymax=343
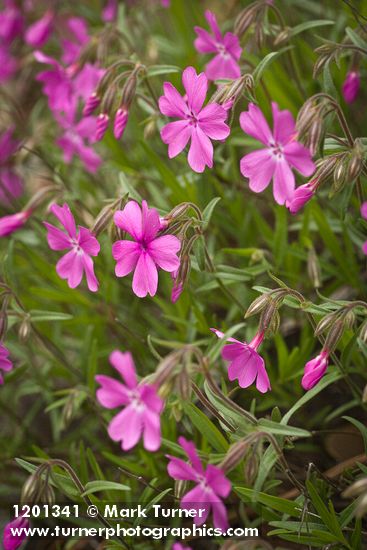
xmin=71 ymin=238 xmax=83 ymax=255
xmin=129 ymin=389 xmax=146 ymax=412
xmin=269 ymin=141 xmax=283 ymax=159
xmin=186 ymin=110 xmax=198 ymax=126
xmin=216 ymin=42 xmax=229 ymax=58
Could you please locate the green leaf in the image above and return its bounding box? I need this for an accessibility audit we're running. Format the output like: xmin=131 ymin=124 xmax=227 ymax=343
xmin=29 ymin=310 xmax=73 ymax=322
xmin=81 ymin=480 xmax=130 ymax=497
xmin=183 ymin=402 xmax=229 ymax=452
xmin=253 ymin=46 xmax=293 ymax=84
xmin=258 ymin=418 xmax=311 ymax=438
xmin=289 ymin=20 xmax=334 ymax=37
xmin=202 ymin=197 xmax=221 ymax=230
xmin=235 ymin=486 xmax=302 ymax=516
xmin=345 ymin=27 xmax=367 ymax=51
xmin=146 ymin=64 xmax=181 ymax=77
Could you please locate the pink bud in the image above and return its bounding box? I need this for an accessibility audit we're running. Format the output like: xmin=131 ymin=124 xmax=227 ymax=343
xmin=0 ymin=210 xmax=31 ymax=237
xmin=286 ymin=183 xmax=314 ymax=214
xmin=83 ymin=93 xmax=101 ymax=117
xmin=3 ymin=515 xmax=29 ymax=550
xmin=301 ymin=349 xmax=329 ymax=390
xmin=95 ymin=113 xmax=109 ymax=141
xmin=102 ymin=0 xmax=118 ymax=22
xmin=342 ymin=71 xmax=360 ymax=104
xmin=361 ymin=202 xmax=367 ymax=220
xmin=113 ymin=108 xmax=128 ymax=140
xmin=171 ymin=281 xmax=183 ymax=303
xmin=25 ymin=10 xmax=54 ymax=47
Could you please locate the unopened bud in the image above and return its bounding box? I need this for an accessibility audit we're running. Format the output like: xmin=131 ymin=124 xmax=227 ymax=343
xmin=244 ymin=449 xmax=259 ymax=484
xmin=174 ymin=479 xmax=187 ymax=499
xmin=259 ymin=299 xmax=278 ymax=332
xmin=363 ymin=384 xmax=367 ymax=403
xmin=245 ymin=293 xmax=270 ymax=318
xmin=313 ymin=54 xmax=331 ymax=78
xmin=177 ymin=368 xmax=191 ymax=400
xmin=314 ymin=312 xmax=337 ymax=336
xmin=41 ymin=485 xmax=55 ymax=505
xmin=309 ymin=117 xmax=323 ymax=156
xmin=167 ymin=203 xmax=191 ymax=221
xmin=92 ymin=202 xmax=118 ymax=237
xmin=121 ymin=73 xmax=137 ymax=109
xmin=274 ymin=27 xmax=291 ymax=46
xmin=348 ymin=139 xmax=365 ymax=181
xmin=324 ymin=320 xmax=345 ymax=351
xmin=18 ymin=316 xmax=31 ymax=343
xmin=144 ymin=119 xmax=157 ymax=140
xmin=113 ymin=108 xmax=129 ymax=140
xmin=234 ymin=5 xmax=258 ymax=37
xmin=95 ymin=113 xmax=109 ymax=141
xmin=219 ymin=439 xmax=251 ymax=473
xmin=83 ymin=92 xmax=101 ymax=117
xmin=343 ymin=477 xmax=367 ymax=498
xmin=21 ymin=473 xmax=40 ymax=505
xmin=307 ymin=247 xmax=321 ymax=288
xmin=332 ymin=158 xmax=348 ymax=194
xmin=359 ymin=321 xmax=367 ymax=343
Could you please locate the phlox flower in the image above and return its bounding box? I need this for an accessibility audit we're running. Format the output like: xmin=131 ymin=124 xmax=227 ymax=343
xmin=102 ymin=0 xmax=118 ymax=22
xmin=3 ymin=515 xmax=29 ymax=550
xmin=301 ymin=349 xmax=329 ymax=390
xmin=25 ymin=9 xmax=54 ymax=47
xmin=286 ymin=182 xmax=315 ymax=214
xmin=0 ymin=44 xmax=18 ymax=83
xmin=0 ymin=3 xmax=23 ymax=45
xmin=61 ymin=17 xmax=89 ymax=65
xmin=112 ymin=200 xmax=181 ymax=298
xmin=0 ymin=343 xmax=13 ymax=385
xmin=194 ymin=10 xmax=242 ymax=81
xmin=0 ymin=128 xmax=23 ymax=205
xmin=239 ymin=102 xmax=316 ymax=205
xmin=95 ymin=350 xmax=164 ymax=451
xmin=56 ymin=115 xmax=102 ymax=173
xmin=0 ymin=210 xmax=31 ymax=237
xmin=167 ymin=436 xmax=231 ymax=530
xmin=342 ymin=71 xmax=360 ymax=104
xmin=211 ymin=328 xmax=271 ymax=393
xmin=44 ymin=203 xmax=100 ymax=292
xmin=159 ymin=66 xmax=230 ymax=173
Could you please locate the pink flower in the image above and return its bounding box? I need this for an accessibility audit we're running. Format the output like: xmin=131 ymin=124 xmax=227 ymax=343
xmin=0 ymin=4 xmax=23 ymax=44
xmin=286 ymin=182 xmax=315 ymax=214
xmin=361 ymin=202 xmax=367 ymax=220
xmin=0 ymin=211 xmax=31 ymax=237
xmin=0 ymin=44 xmax=18 ymax=83
xmin=159 ymin=66 xmax=230 ymax=173
xmin=56 ymin=116 xmax=102 ymax=173
xmin=172 ymin=544 xmax=191 ymax=550
xmin=3 ymin=515 xmax=29 ymax=550
xmin=167 ymin=437 xmax=231 ymax=530
xmin=102 ymin=0 xmax=118 ymax=22
xmin=112 ymin=200 xmax=181 ymax=298
xmin=194 ymin=10 xmax=242 ymax=81
xmin=95 ymin=350 xmax=164 ymax=451
xmin=44 ymin=203 xmax=100 ymax=292
xmin=301 ymin=349 xmax=329 ymax=390
xmin=0 ymin=128 xmax=23 ymax=205
xmin=161 ymin=0 xmax=170 ymax=6
xmin=0 ymin=343 xmax=13 ymax=385
xmin=61 ymin=17 xmax=89 ymax=65
xmin=211 ymin=328 xmax=271 ymax=393
xmin=239 ymin=102 xmax=316 ymax=205
xmin=342 ymin=71 xmax=360 ymax=104
xmin=25 ymin=10 xmax=54 ymax=47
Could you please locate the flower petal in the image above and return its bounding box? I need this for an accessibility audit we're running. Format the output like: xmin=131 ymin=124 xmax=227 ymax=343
xmin=56 ymin=249 xmax=83 ymax=289
xmin=142 ymin=411 xmax=161 ymax=451
xmin=159 ymin=82 xmax=188 ymax=118
xmin=109 ymin=350 xmax=137 ymax=388
xmin=147 ymin=235 xmax=181 ymax=272
xmin=182 ymin=66 xmax=208 ymax=115
xmin=132 ymin=252 xmax=158 ymax=298
xmin=112 ymin=240 xmax=141 ymax=277
xmin=160 ymin=120 xmax=192 ymax=158
xmin=81 ymin=253 xmax=99 ymax=292
xmin=283 ymin=141 xmax=316 ymax=176
xmin=114 ymin=201 xmax=143 ymax=241
xmin=50 ymin=203 xmax=77 ymax=238
xmin=43 ymin=222 xmax=71 ymax=250
xmin=108 ymin=406 xmax=143 ymax=450
xmin=271 ymin=102 xmax=296 ymax=145
xmin=205 ymin=54 xmax=241 ymax=81
xmin=95 ymin=375 xmax=130 ymax=408
xmin=198 ymin=103 xmax=230 ymax=140
xmin=240 ymin=149 xmax=275 ymax=193
xmin=78 ymin=226 xmax=100 ymax=256
xmin=240 ymin=103 xmax=273 ymax=145
xmin=273 ymin=159 xmax=295 ymax=205
xmin=187 ymin=126 xmax=213 ymax=173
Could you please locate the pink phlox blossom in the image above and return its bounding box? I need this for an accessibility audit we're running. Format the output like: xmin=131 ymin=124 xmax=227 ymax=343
xmin=0 ymin=128 xmax=23 ymax=205
xmin=211 ymin=328 xmax=271 ymax=393
xmin=61 ymin=17 xmax=90 ymax=65
xmin=112 ymin=200 xmax=181 ymax=298
xmin=102 ymin=0 xmax=119 ymax=22
xmin=3 ymin=515 xmax=29 ymax=550
xmin=44 ymin=203 xmax=100 ymax=292
xmin=25 ymin=9 xmax=54 ymax=47
xmin=167 ymin=436 xmax=231 ymax=530
xmin=159 ymin=66 xmax=230 ymax=173
xmin=95 ymin=350 xmax=164 ymax=451
xmin=301 ymin=349 xmax=329 ymax=390
xmin=239 ymin=102 xmax=316 ymax=205
xmin=0 ymin=210 xmax=31 ymax=237
xmin=194 ymin=10 xmax=242 ymax=81
xmin=342 ymin=71 xmax=360 ymax=104
xmin=0 ymin=343 xmax=13 ymax=385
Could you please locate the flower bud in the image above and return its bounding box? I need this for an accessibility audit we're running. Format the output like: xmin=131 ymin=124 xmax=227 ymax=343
xmin=83 ymin=92 xmax=101 ymax=117
xmin=332 ymin=158 xmax=348 ymax=194
xmin=245 ymin=293 xmax=270 ymax=318
xmin=348 ymin=139 xmax=364 ymax=181
xmin=274 ymin=27 xmax=291 ymax=46
xmin=177 ymin=368 xmax=191 ymax=400
xmin=244 ymin=449 xmax=259 ymax=484
xmin=234 ymin=5 xmax=258 ymax=37
xmin=95 ymin=113 xmax=109 ymax=141
xmin=121 ymin=73 xmax=137 ymax=110
xmin=21 ymin=473 xmax=40 ymax=505
xmin=113 ymin=108 xmax=129 ymax=140
xmin=219 ymin=439 xmax=251 ymax=473
xmin=314 ymin=312 xmax=337 ymax=336
xmin=342 ymin=71 xmax=360 ymax=104
xmin=18 ymin=316 xmax=31 ymax=343
xmin=324 ymin=320 xmax=344 ymax=352
xmin=307 ymin=247 xmax=321 ymax=288
xmin=343 ymin=477 xmax=367 ymax=498
xmin=359 ymin=321 xmax=367 ymax=343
